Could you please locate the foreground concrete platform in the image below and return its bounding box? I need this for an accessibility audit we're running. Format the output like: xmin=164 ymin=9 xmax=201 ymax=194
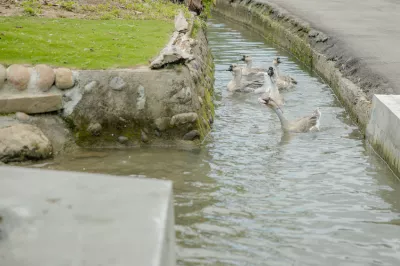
xmin=262 ymin=0 xmax=400 ymax=94
xmin=0 ymin=167 xmax=175 ymax=266
xmin=367 ymin=95 xmax=400 ymax=175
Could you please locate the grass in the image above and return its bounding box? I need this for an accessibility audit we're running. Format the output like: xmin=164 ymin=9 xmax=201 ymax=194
xmin=0 ymin=16 xmax=174 ymax=69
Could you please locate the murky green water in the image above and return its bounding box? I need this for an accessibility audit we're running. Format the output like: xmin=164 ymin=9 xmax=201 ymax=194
xmin=34 ymin=15 xmax=400 ymax=265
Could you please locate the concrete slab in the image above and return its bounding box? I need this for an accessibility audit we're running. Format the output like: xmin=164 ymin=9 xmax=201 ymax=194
xmin=367 ymin=95 xmax=400 ymax=175
xmin=0 ymin=166 xmax=175 ymax=266
xmin=260 ymin=0 xmax=400 ymax=94
xmin=0 ymin=94 xmax=63 ymax=114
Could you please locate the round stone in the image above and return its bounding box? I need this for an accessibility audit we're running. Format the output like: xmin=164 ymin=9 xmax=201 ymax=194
xmin=35 ymin=64 xmax=55 ymax=91
xmin=7 ymin=64 xmax=30 ymax=91
xmin=118 ymin=136 xmax=129 ymax=144
xmin=183 ymin=130 xmax=200 ymax=141
xmin=55 ymin=68 xmax=74 ymax=90
xmin=87 ymin=122 xmax=102 ymax=136
xmin=15 ymin=112 xmax=30 ymax=121
xmin=0 ymin=64 xmax=6 ymax=88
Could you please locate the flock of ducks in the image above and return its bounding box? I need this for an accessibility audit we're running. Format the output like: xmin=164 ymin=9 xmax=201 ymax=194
xmin=226 ymin=56 xmax=321 ymax=133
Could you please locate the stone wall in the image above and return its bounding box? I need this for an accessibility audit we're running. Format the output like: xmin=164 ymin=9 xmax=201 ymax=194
xmin=213 ymin=0 xmax=371 ymax=131
xmin=0 ymin=13 xmax=215 ymax=158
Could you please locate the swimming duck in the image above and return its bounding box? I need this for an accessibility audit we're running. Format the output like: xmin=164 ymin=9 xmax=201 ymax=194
xmin=226 ymin=65 xmax=261 ymax=92
xmin=255 ymin=67 xmax=284 ymax=107
xmin=272 ymin=57 xmax=297 ymax=90
xmin=258 ymin=95 xmax=321 ymax=133
xmin=240 ymin=55 xmax=267 ymax=75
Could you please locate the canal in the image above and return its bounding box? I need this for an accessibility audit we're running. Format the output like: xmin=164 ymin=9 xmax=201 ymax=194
xmin=35 ymin=15 xmax=400 ymax=265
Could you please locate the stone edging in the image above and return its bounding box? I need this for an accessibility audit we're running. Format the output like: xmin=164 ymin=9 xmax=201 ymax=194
xmin=213 ymin=0 xmax=385 ymax=132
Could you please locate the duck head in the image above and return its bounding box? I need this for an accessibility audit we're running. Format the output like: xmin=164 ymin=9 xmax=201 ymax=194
xmin=240 ymin=55 xmax=251 ymax=63
xmin=273 ymin=57 xmax=282 ymax=66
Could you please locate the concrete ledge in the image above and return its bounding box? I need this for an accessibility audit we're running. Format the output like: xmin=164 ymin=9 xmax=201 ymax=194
xmin=0 ymin=93 xmax=62 ymax=114
xmin=366 ymin=95 xmax=400 ymax=175
xmin=0 ymin=167 xmax=175 ymax=266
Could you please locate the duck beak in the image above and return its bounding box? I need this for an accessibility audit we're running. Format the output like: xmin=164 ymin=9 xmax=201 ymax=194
xmin=258 ymin=97 xmax=269 ymax=105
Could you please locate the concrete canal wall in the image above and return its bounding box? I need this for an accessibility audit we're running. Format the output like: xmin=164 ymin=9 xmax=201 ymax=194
xmin=367 ymin=95 xmax=400 ymax=175
xmin=0 ymin=166 xmax=176 ymax=266
xmin=213 ymin=0 xmax=400 ymax=176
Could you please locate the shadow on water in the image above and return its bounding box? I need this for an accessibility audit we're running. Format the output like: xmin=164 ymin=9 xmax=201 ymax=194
xmin=28 ymin=13 xmax=400 ymax=266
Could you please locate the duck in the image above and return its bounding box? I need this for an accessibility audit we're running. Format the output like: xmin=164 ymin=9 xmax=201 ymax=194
xmin=258 ymin=95 xmax=321 ymax=133
xmin=226 ymin=64 xmax=261 ymax=92
xmin=272 ymin=57 xmax=297 ymax=90
xmin=255 ymin=67 xmax=284 ymax=107
xmin=229 ymin=61 xmax=264 ymax=84
xmin=240 ymin=55 xmax=267 ymax=75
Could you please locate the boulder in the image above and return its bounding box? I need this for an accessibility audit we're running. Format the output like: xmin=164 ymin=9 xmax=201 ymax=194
xmin=150 ymin=46 xmax=194 ymax=69
xmin=35 ymin=64 xmax=55 ymax=91
xmin=0 ymin=124 xmax=53 ymax=163
xmin=7 ymin=64 xmax=30 ymax=91
xmin=0 ymin=94 xmax=63 ymax=114
xmin=170 ymin=112 xmax=198 ymax=126
xmin=55 ymin=68 xmax=74 ymax=89
xmin=175 ymin=10 xmax=188 ymax=33
xmin=0 ymin=64 xmax=6 ymax=88
xmin=183 ymin=130 xmax=200 ymax=140
xmin=109 ymin=76 xmax=126 ymax=91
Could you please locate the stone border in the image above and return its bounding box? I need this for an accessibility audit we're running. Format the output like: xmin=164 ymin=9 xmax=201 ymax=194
xmin=214 ymin=0 xmax=375 ymax=131
xmin=0 ymin=11 xmax=215 ymax=157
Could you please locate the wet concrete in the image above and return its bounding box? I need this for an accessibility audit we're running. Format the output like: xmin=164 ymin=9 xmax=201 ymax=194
xmin=261 ymin=0 xmax=400 ymax=94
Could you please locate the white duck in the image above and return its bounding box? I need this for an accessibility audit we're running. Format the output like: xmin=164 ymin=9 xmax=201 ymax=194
xmin=226 ymin=65 xmax=260 ymax=93
xmin=258 ymin=95 xmax=321 ymax=133
xmin=272 ymin=57 xmax=297 ymax=90
xmin=255 ymin=67 xmax=284 ymax=107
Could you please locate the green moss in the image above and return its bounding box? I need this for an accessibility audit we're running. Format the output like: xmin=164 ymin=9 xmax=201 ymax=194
xmin=0 ymin=17 xmax=174 ymax=69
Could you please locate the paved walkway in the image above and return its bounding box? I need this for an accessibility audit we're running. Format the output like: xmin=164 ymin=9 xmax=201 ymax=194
xmin=262 ymin=0 xmax=400 ymax=93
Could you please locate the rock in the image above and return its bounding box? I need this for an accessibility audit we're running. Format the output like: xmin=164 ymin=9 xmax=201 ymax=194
xmin=0 ymin=64 xmax=6 ymax=88
xmin=141 ymin=130 xmax=149 ymax=143
xmin=183 ymin=130 xmax=200 ymax=140
xmin=0 ymin=124 xmax=53 ymax=163
xmin=7 ymin=64 xmax=30 ymax=91
xmin=55 ymin=68 xmax=74 ymax=89
xmin=84 ymin=81 xmax=98 ymax=93
xmin=118 ymin=136 xmax=129 ymax=144
xmin=170 ymin=112 xmax=198 ymax=126
xmin=35 ymin=64 xmax=55 ymax=91
xmin=175 ymin=10 xmax=188 ymax=33
xmin=109 ymin=76 xmax=126 ymax=91
xmin=155 ymin=117 xmax=171 ymax=131
xmin=198 ymin=96 xmax=203 ymax=105
xmin=170 ymin=87 xmax=192 ymax=104
xmin=150 ymin=46 xmax=194 ymax=69
xmin=15 ymin=112 xmax=30 ymax=121
xmin=87 ymin=123 xmax=102 ymax=136
xmin=154 ymin=129 xmax=161 ymax=137
xmin=137 ymin=85 xmax=146 ymax=110
xmin=0 ymin=94 xmax=63 ymax=114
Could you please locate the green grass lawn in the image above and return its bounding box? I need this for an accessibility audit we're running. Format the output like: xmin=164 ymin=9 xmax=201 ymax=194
xmin=0 ymin=16 xmax=174 ymax=69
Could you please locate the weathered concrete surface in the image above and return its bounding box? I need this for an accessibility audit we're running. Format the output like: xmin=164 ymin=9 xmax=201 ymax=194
xmin=366 ymin=95 xmax=400 ymax=175
xmin=259 ymin=0 xmax=400 ymax=95
xmin=0 ymin=166 xmax=176 ymax=266
xmin=0 ymin=93 xmax=63 ymax=114
xmin=213 ymin=0 xmax=395 ymax=130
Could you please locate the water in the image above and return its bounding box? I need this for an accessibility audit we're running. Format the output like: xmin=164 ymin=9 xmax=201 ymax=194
xmin=34 ymin=15 xmax=400 ymax=265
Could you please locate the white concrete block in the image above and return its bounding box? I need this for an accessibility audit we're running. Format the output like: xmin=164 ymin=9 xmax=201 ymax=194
xmin=0 ymin=166 xmax=175 ymax=266
xmin=366 ymin=95 xmax=400 ymax=174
